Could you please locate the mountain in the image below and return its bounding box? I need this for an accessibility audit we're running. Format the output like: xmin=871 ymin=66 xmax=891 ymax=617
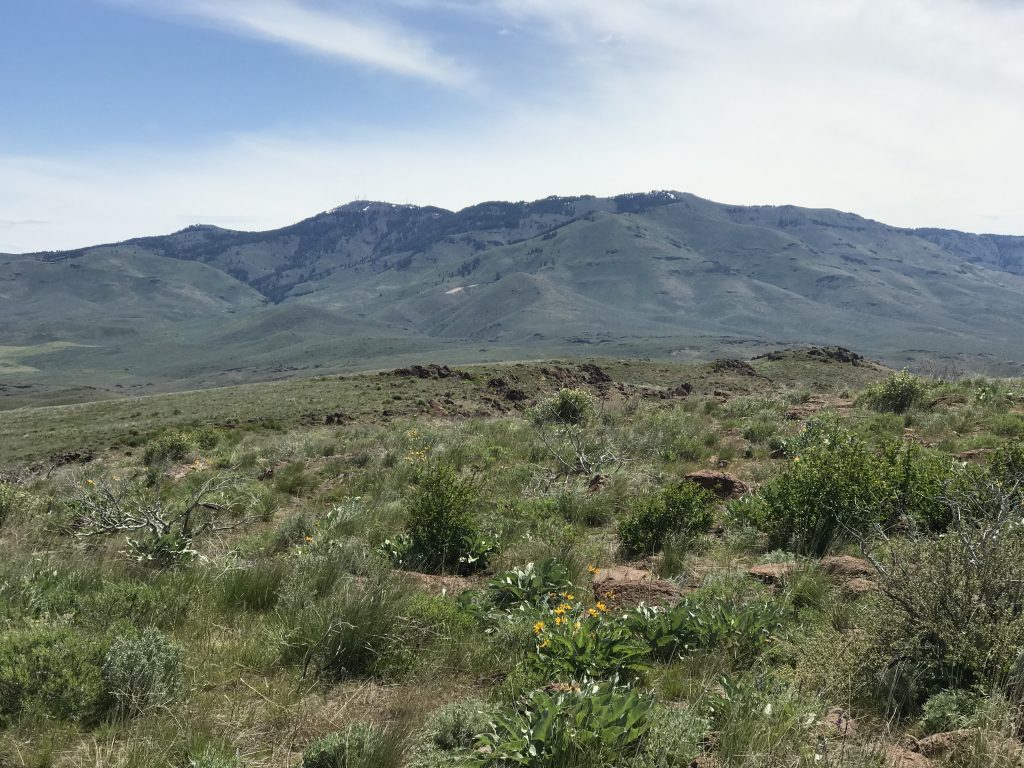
xmin=3 ymin=190 xmax=1023 ymax=405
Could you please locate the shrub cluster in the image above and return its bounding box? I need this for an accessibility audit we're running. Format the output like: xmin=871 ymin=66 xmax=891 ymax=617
xmin=384 ymin=464 xmax=493 ymax=574
xmin=618 ymin=482 xmax=715 ymax=556
xmin=0 ymin=626 xmax=109 ymax=725
xmin=735 ymin=422 xmax=957 ymax=554
xmin=859 ymin=369 xmax=928 ymax=413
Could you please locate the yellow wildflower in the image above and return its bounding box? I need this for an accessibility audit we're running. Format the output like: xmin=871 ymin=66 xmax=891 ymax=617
xmin=538 ymin=638 xmax=549 ymax=648
xmin=533 ymin=621 xmax=545 ymax=635
xmin=554 ymin=616 xmax=567 ymax=626
xmin=596 ymin=601 xmax=608 ymax=612
xmin=587 ymin=608 xmax=599 ymax=618
xmin=561 ymin=592 xmax=575 ymax=601
xmin=85 ymin=479 xmax=95 ymax=486
xmin=553 ymin=604 xmax=567 ymax=616
xmin=304 ymin=536 xmax=314 ymax=543
xmin=587 ymin=564 xmax=600 ymax=575
xmin=573 ymin=621 xmax=581 ymax=631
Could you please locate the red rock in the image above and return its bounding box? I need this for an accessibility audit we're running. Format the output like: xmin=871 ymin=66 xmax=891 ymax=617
xmin=592 ymin=566 xmax=683 ymax=609
xmin=683 ymin=470 xmax=748 ymax=499
xmin=747 ymin=562 xmax=797 ymax=587
xmin=819 ymin=555 xmax=874 ymax=578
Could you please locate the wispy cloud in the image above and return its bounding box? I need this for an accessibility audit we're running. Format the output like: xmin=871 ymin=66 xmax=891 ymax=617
xmin=117 ymin=0 xmax=473 ymax=88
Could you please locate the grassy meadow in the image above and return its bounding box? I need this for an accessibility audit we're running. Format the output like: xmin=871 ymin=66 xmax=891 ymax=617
xmin=1 ymin=349 xmax=1023 ymax=767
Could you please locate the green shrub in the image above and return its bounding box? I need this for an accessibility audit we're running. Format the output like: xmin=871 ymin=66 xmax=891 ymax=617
xmin=189 ymin=426 xmax=221 ymax=450
xmin=102 ymin=628 xmax=184 ymax=719
xmin=0 ymin=625 xmax=108 ymax=725
xmin=854 ymin=479 xmax=1024 ymax=712
xmin=860 ymin=369 xmax=927 ymax=413
xmin=618 ymin=482 xmax=715 ymax=556
xmin=920 ymin=689 xmax=983 ymax=735
xmin=143 ymin=430 xmax=195 ymax=466
xmin=878 ymin=441 xmax=957 ymax=533
xmin=303 ymin=722 xmax=405 ymax=768
xmin=399 ymin=464 xmax=491 ymax=574
xmin=530 ymin=388 xmax=596 ymax=426
xmin=475 ymin=682 xmax=652 ymax=767
xmin=0 ymin=482 xmax=33 ymax=528
xmin=988 ymin=439 xmax=1024 ymax=490
xmin=426 ymin=699 xmax=491 ymax=751
xmin=742 ymin=418 xmax=959 ymax=552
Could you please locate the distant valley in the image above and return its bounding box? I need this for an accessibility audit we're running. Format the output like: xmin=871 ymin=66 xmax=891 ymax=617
xmin=2 ymin=190 xmax=1023 ymax=407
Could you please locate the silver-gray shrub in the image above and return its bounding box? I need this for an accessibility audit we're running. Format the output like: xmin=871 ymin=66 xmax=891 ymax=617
xmin=102 ymin=628 xmax=184 ymax=718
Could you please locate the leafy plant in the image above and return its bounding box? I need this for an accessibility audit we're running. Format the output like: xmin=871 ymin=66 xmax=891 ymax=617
xmin=629 ymin=597 xmax=784 ymax=665
xmin=102 ymin=628 xmax=184 ymax=719
xmin=618 ymin=482 xmax=715 ymax=556
xmin=487 ymin=559 xmax=575 ymax=610
xmin=474 ymin=682 xmax=653 ymax=767
xmin=533 ymin=613 xmax=651 ymax=684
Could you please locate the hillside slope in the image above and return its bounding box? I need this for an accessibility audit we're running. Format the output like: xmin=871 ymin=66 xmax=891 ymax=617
xmin=2 ymin=191 xmax=1023 ymax=403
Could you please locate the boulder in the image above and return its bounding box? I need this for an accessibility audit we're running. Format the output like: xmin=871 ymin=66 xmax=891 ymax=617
xmin=911 ymin=729 xmax=1018 ymax=760
xmin=885 ymin=747 xmax=933 ymax=767
xmin=747 ymin=562 xmax=797 ymax=587
xmin=592 ymin=566 xmax=683 ymax=609
xmin=683 ymin=470 xmax=748 ymax=499
xmin=819 ymin=555 xmax=874 ymax=579
xmin=844 ymin=577 xmax=878 ymax=596
xmin=820 ymin=707 xmax=857 ymax=740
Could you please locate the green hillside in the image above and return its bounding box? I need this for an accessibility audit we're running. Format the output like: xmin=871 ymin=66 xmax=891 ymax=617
xmin=3 ymin=191 xmax=1023 ymax=406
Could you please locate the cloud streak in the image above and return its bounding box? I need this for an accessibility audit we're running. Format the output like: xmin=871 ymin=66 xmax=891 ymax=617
xmin=120 ymin=0 xmax=473 ymax=87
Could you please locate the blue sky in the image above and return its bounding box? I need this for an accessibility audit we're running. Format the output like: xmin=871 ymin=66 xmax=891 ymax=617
xmin=2 ymin=0 xmax=1023 ymax=251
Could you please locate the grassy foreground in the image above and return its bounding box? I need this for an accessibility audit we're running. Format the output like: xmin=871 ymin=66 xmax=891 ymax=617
xmin=1 ymin=349 xmax=1023 ymax=767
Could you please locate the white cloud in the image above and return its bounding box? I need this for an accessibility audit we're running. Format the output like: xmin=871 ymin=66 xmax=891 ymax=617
xmin=4 ymin=0 xmax=1024 ymax=252
xmin=114 ymin=0 xmax=473 ymax=87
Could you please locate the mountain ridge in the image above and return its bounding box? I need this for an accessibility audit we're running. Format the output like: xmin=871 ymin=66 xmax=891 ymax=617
xmin=3 ymin=190 xmax=1024 ymax=405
